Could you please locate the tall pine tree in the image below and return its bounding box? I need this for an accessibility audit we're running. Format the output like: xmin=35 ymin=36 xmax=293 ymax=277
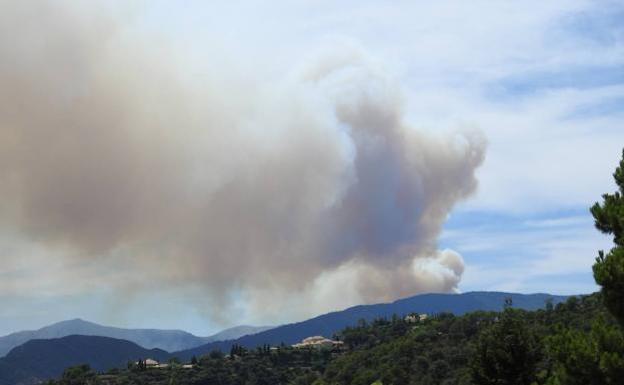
xmin=547 ymin=149 xmax=624 ymax=385
xmin=591 ymin=149 xmax=624 ymax=325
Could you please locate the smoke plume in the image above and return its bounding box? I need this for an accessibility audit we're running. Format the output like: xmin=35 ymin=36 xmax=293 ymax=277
xmin=0 ymin=2 xmax=486 ymax=322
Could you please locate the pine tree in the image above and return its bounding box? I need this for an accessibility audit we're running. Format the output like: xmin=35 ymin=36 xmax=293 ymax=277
xmin=547 ymin=148 xmax=624 ymax=384
xmin=591 ymin=148 xmax=624 ymax=325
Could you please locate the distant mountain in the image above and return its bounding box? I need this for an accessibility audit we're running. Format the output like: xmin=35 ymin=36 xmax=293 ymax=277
xmin=0 ymin=335 xmax=169 ymax=385
xmin=0 ymin=291 xmax=572 ymax=384
xmin=0 ymin=319 xmax=201 ymax=357
xmin=174 ymin=291 xmax=569 ymax=360
xmin=0 ymin=319 xmax=273 ymax=357
xmin=207 ymin=325 xmax=274 ymax=342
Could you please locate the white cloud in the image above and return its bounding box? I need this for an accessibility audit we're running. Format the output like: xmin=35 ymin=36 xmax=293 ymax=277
xmin=444 ymin=212 xmax=610 ymax=294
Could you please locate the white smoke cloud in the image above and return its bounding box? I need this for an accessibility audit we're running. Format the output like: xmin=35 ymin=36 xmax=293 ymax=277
xmin=0 ymin=1 xmax=485 ymax=323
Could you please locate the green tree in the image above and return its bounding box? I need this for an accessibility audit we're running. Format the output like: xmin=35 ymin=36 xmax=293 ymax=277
xmin=471 ymin=308 xmax=543 ymax=385
xmin=547 ymin=148 xmax=624 ymax=385
xmin=590 ymin=149 xmax=624 ymax=325
xmin=548 ymin=318 xmax=624 ymax=385
xmin=57 ymin=364 xmax=98 ymax=385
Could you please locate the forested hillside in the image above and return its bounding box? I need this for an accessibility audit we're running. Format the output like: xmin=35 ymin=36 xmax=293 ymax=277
xmin=0 ymin=336 xmax=169 ymax=385
xmin=46 ymin=293 xmax=621 ymax=385
xmin=0 ymin=292 xmax=567 ymax=385
xmin=174 ymin=292 xmax=567 ymax=361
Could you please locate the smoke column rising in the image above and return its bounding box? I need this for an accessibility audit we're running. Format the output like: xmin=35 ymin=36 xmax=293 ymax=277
xmin=0 ymin=2 xmax=486 ymax=322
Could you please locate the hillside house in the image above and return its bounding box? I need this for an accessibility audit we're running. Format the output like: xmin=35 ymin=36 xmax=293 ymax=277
xmin=141 ymin=358 xmax=159 ymax=368
xmin=135 ymin=359 xmax=194 ymax=369
xmin=404 ymin=313 xmax=428 ymax=323
xmin=292 ymin=336 xmax=344 ymax=349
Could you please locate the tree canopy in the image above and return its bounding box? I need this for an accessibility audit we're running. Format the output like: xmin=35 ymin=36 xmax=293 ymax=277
xmin=591 ymin=149 xmax=624 ymax=325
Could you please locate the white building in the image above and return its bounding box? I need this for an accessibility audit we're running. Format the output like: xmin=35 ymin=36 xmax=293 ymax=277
xmin=405 ymin=313 xmax=428 ymax=323
xmin=137 ymin=358 xmax=159 ymax=368
xmin=292 ymin=336 xmax=344 ymax=349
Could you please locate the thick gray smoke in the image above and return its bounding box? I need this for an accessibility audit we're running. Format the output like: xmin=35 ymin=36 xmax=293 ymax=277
xmin=0 ymin=2 xmax=485 ymax=321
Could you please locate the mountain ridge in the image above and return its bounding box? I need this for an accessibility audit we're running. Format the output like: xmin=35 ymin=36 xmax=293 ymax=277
xmin=0 ymin=335 xmax=169 ymax=385
xmin=173 ymin=291 xmax=570 ymax=360
xmin=0 ymin=319 xmax=272 ymax=357
xmin=0 ymin=291 xmax=574 ymax=384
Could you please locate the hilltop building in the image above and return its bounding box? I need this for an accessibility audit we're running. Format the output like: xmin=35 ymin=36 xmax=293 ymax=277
xmin=135 ymin=358 xmax=194 ymax=369
xmin=292 ymin=336 xmax=344 ymax=349
xmin=404 ymin=313 xmax=428 ymax=323
xmin=145 ymin=359 xmax=159 ymax=367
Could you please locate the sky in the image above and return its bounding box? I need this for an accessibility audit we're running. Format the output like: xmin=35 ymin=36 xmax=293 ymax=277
xmin=0 ymin=0 xmax=623 ymax=337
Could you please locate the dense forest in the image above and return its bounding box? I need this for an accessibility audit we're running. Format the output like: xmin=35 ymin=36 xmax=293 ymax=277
xmin=47 ymin=152 xmax=624 ymax=385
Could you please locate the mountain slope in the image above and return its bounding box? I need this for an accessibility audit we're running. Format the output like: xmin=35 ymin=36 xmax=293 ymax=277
xmin=0 ymin=319 xmax=273 ymax=356
xmin=0 ymin=335 xmax=169 ymax=385
xmin=0 ymin=319 xmax=201 ymax=356
xmin=206 ymin=325 xmax=274 ymax=342
xmin=174 ymin=291 xmax=568 ymax=360
xmin=0 ymin=291 xmax=570 ymax=384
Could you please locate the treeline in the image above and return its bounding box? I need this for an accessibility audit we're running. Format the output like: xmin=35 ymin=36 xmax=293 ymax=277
xmin=48 ymin=341 xmax=333 ymax=385
xmin=323 ymin=293 xmax=623 ymax=385
xmin=45 ymin=293 xmax=623 ymax=385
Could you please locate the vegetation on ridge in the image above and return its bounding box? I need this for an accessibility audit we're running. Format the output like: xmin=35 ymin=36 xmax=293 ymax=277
xmin=44 ymin=294 xmax=612 ymax=385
